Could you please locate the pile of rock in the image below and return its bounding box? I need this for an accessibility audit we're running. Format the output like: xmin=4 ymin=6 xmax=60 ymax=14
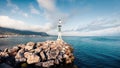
xmin=0 ymin=40 xmax=74 ymax=68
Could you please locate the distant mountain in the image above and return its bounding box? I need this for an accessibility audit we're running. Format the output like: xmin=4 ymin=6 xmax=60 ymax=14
xmin=0 ymin=27 xmax=49 ymax=36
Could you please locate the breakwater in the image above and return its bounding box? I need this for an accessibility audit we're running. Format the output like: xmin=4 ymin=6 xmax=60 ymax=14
xmin=0 ymin=40 xmax=75 ymax=68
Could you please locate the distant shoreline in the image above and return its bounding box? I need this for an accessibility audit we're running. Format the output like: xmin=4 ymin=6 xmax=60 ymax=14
xmin=0 ymin=35 xmax=49 ymax=38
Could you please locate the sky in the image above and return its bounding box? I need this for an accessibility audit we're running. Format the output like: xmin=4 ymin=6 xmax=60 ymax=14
xmin=0 ymin=0 xmax=120 ymax=36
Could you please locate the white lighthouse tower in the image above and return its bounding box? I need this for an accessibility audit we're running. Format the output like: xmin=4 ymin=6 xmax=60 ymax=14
xmin=57 ymin=19 xmax=62 ymax=41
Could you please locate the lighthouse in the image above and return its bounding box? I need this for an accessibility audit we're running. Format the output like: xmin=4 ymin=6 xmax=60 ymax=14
xmin=57 ymin=19 xmax=62 ymax=41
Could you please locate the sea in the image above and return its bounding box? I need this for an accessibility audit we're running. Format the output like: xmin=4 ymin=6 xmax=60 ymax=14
xmin=0 ymin=36 xmax=120 ymax=68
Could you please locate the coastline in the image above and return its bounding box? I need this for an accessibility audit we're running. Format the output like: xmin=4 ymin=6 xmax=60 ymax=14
xmin=0 ymin=35 xmax=50 ymax=38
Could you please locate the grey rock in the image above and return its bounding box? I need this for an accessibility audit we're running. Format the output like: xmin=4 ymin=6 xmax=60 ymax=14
xmin=35 ymin=62 xmax=42 ymax=66
xmin=29 ymin=49 xmax=35 ymax=53
xmin=48 ymin=60 xmax=54 ymax=66
xmin=40 ymin=51 xmax=46 ymax=61
xmin=15 ymin=49 xmax=25 ymax=62
xmin=54 ymin=59 xmax=59 ymax=64
xmin=16 ymin=57 xmax=26 ymax=62
xmin=18 ymin=44 xmax=25 ymax=49
xmin=36 ymin=42 xmax=43 ymax=48
xmin=46 ymin=51 xmax=50 ymax=60
xmin=26 ymin=53 xmax=40 ymax=64
xmin=41 ymin=44 xmax=48 ymax=50
xmin=42 ymin=60 xmax=54 ymax=67
xmin=24 ymin=52 xmax=40 ymax=64
xmin=57 ymin=54 xmax=63 ymax=62
xmin=42 ymin=62 xmax=49 ymax=68
xmin=35 ymin=48 xmax=42 ymax=53
xmin=12 ymin=46 xmax=19 ymax=51
xmin=24 ymin=52 xmax=33 ymax=58
xmin=4 ymin=48 xmax=8 ymax=52
xmin=0 ymin=52 xmax=9 ymax=57
xmin=66 ymin=58 xmax=72 ymax=64
xmin=50 ymin=43 xmax=56 ymax=49
xmin=8 ymin=49 xmax=17 ymax=56
xmin=25 ymin=42 xmax=35 ymax=50
xmin=49 ymin=49 xmax=59 ymax=59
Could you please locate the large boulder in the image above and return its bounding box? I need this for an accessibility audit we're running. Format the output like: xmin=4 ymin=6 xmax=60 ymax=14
xmin=42 ymin=60 xmax=54 ymax=67
xmin=4 ymin=48 xmax=8 ymax=52
xmin=35 ymin=48 xmax=42 ymax=53
xmin=49 ymin=49 xmax=59 ymax=59
xmin=41 ymin=42 xmax=49 ymax=50
xmin=25 ymin=42 xmax=35 ymax=50
xmin=40 ymin=51 xmax=46 ymax=61
xmin=27 ymin=54 xmax=40 ymax=64
xmin=15 ymin=49 xmax=24 ymax=58
xmin=24 ymin=52 xmax=40 ymax=64
xmin=54 ymin=59 xmax=59 ymax=64
xmin=36 ymin=42 xmax=43 ymax=48
xmin=12 ymin=46 xmax=19 ymax=51
xmin=0 ymin=52 xmax=9 ymax=57
xmin=15 ymin=49 xmax=26 ymax=62
xmin=17 ymin=44 xmax=26 ymax=49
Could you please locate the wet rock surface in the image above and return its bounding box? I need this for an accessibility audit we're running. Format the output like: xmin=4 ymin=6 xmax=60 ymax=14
xmin=0 ymin=40 xmax=75 ymax=68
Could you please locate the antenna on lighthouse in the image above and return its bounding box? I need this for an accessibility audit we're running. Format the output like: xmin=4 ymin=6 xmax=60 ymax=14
xmin=57 ymin=19 xmax=62 ymax=41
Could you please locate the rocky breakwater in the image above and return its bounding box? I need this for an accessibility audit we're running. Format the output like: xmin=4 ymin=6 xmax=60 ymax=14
xmin=0 ymin=40 xmax=75 ymax=68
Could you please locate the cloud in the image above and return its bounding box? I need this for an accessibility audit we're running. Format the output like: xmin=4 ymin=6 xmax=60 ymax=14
xmin=63 ymin=26 xmax=120 ymax=36
xmin=7 ymin=0 xmax=19 ymax=13
xmin=36 ymin=0 xmax=74 ymax=32
xmin=37 ymin=0 xmax=56 ymax=12
xmin=36 ymin=0 xmax=60 ymax=32
xmin=36 ymin=0 xmax=90 ymax=24
xmin=37 ymin=0 xmax=72 ymax=21
xmin=0 ymin=16 xmax=53 ymax=32
xmin=22 ymin=13 xmax=28 ymax=17
xmin=30 ymin=5 xmax=40 ymax=14
xmin=75 ymin=16 xmax=120 ymax=32
xmin=36 ymin=0 xmax=59 ymax=21
xmin=35 ymin=0 xmax=93 ymax=35
xmin=6 ymin=0 xmax=29 ymax=17
xmin=0 ymin=0 xmax=59 ymax=34
xmin=63 ymin=15 xmax=120 ymax=36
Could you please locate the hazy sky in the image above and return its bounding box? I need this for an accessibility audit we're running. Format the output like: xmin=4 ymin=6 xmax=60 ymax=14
xmin=0 ymin=0 xmax=120 ymax=36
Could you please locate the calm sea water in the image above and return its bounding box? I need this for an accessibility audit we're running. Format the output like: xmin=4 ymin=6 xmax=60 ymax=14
xmin=0 ymin=36 xmax=120 ymax=68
